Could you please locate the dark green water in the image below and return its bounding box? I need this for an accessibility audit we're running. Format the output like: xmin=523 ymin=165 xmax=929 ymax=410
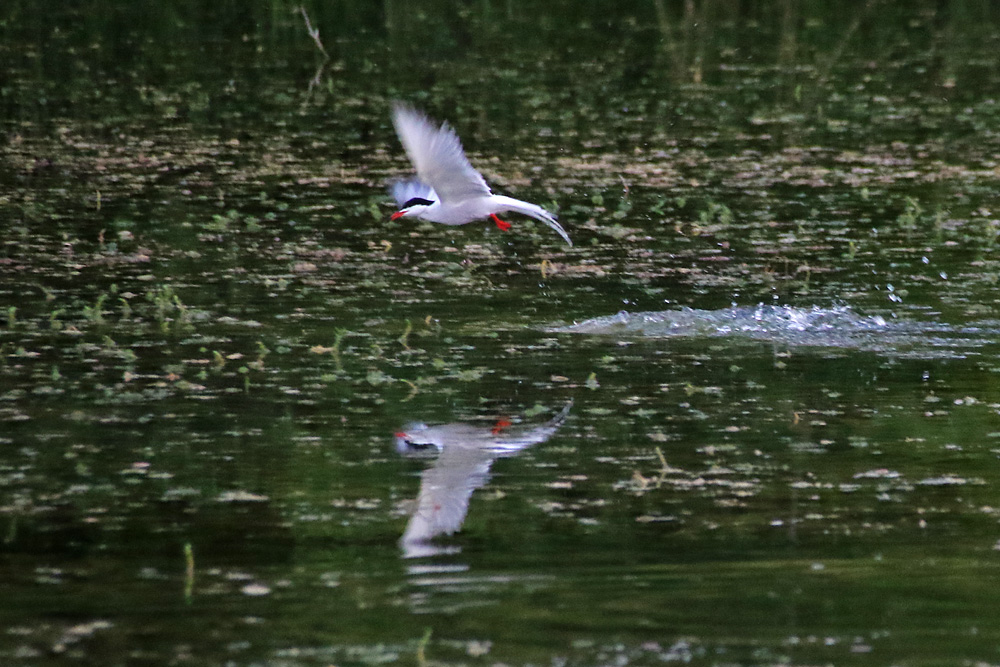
xmin=4 ymin=1 xmax=1000 ymax=665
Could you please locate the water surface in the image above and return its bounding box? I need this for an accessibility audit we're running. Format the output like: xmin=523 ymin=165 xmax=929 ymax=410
xmin=3 ymin=2 xmax=1000 ymax=665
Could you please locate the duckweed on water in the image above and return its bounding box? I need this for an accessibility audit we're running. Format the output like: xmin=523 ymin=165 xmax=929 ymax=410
xmin=4 ymin=2 xmax=1000 ymax=665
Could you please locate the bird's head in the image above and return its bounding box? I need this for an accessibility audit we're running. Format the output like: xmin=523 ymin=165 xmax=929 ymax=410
xmin=394 ymin=423 xmax=441 ymax=457
xmin=390 ymin=197 xmax=434 ymax=221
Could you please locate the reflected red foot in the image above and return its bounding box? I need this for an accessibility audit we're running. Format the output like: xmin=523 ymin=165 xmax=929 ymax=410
xmin=491 ymin=418 xmax=513 ymax=435
xmin=491 ymin=214 xmax=512 ymax=231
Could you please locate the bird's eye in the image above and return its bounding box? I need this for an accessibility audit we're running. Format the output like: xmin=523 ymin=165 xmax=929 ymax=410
xmin=403 ymin=440 xmax=436 ymax=451
xmin=395 ymin=431 xmax=435 ymax=450
xmin=402 ymin=197 xmax=434 ymax=208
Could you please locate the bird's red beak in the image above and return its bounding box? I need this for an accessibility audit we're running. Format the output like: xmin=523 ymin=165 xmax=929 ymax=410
xmin=390 ymin=210 xmax=405 ymax=221
xmin=394 ymin=431 xmax=407 ymax=438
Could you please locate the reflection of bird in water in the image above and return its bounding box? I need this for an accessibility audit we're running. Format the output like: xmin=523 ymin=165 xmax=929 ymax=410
xmin=394 ymin=402 xmax=572 ymax=558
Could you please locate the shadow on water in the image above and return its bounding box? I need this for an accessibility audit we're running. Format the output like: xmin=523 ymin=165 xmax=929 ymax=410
xmin=553 ymin=305 xmax=1000 ymax=359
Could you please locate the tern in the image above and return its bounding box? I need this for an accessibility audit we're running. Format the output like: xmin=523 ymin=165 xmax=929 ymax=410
xmin=389 ymin=103 xmax=572 ymax=246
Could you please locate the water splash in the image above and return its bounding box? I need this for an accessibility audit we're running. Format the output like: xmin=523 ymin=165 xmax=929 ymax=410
xmin=551 ymin=305 xmax=994 ymax=358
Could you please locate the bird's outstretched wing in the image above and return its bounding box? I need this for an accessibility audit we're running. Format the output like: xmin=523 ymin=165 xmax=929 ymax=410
xmin=390 ymin=179 xmax=438 ymax=208
xmin=392 ymin=103 xmax=492 ymax=205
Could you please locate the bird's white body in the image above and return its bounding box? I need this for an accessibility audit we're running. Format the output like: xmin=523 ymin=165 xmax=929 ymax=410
xmin=401 ymin=194 xmax=549 ymax=228
xmin=390 ymin=103 xmax=572 ymax=246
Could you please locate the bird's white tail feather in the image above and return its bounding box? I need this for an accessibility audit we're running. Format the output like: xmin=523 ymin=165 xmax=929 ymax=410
xmin=493 ymin=196 xmax=572 ymax=246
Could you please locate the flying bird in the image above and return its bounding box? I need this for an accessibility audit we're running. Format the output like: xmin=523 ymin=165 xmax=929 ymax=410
xmin=389 ymin=103 xmax=572 ymax=246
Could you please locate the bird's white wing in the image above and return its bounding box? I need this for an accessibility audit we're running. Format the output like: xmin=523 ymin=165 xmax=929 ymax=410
xmin=392 ymin=103 xmax=492 ymax=204
xmin=390 ymin=179 xmax=438 ymax=208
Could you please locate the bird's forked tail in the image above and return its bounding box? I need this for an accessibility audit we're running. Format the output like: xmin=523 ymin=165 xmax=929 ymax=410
xmin=493 ymin=196 xmax=572 ymax=246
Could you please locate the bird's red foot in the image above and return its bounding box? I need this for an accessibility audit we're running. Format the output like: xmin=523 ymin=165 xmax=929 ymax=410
xmin=491 ymin=214 xmax=512 ymax=231
xmin=491 ymin=418 xmax=512 ymax=435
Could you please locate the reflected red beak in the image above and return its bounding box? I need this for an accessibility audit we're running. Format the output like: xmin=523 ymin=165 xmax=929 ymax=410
xmin=394 ymin=432 xmax=407 ymax=438
xmin=390 ymin=211 xmax=405 ymax=221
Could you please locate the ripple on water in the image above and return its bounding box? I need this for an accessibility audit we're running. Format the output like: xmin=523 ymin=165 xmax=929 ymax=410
xmin=551 ymin=305 xmax=996 ymax=359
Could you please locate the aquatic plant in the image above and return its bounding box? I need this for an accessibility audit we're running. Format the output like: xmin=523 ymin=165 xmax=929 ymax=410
xmin=896 ymin=196 xmax=922 ymax=235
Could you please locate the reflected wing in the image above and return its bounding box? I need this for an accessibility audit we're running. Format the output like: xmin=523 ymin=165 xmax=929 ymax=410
xmin=390 ymin=179 xmax=438 ymax=208
xmin=392 ymin=103 xmax=492 ymax=205
xmin=401 ymin=448 xmax=493 ymax=549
